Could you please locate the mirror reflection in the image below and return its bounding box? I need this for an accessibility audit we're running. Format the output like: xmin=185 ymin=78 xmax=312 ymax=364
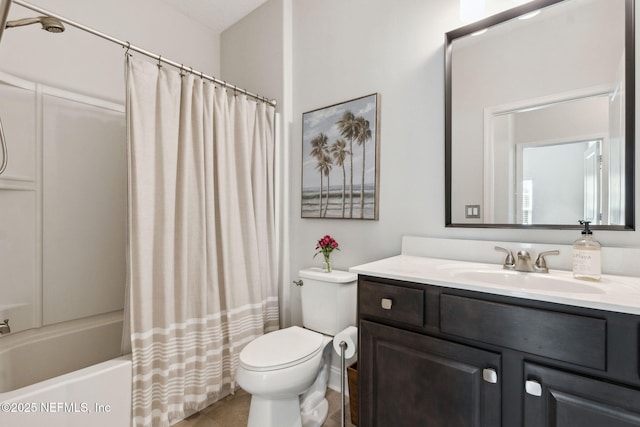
xmin=446 ymin=0 xmax=634 ymax=228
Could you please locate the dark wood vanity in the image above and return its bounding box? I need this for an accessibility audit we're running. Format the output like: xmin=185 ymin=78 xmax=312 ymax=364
xmin=357 ymin=274 xmax=640 ymax=426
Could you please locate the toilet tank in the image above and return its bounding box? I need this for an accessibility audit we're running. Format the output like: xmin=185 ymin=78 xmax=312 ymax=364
xmin=299 ymin=268 xmax=357 ymax=336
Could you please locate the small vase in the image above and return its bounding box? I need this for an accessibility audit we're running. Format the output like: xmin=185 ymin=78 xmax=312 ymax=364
xmin=323 ymin=257 xmax=332 ymax=273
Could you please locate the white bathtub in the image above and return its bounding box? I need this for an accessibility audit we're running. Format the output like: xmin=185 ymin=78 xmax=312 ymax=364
xmin=0 ymin=311 xmax=131 ymax=427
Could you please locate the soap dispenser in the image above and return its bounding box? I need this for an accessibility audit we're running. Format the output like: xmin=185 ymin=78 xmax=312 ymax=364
xmin=572 ymin=220 xmax=601 ymax=281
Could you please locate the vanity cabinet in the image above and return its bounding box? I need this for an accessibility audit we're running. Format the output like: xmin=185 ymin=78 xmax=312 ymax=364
xmin=358 ymin=276 xmax=640 ymax=427
xmin=360 ymin=320 xmax=501 ymax=426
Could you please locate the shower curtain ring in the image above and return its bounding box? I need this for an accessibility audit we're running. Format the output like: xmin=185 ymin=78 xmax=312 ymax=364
xmin=157 ymin=55 xmax=162 ymax=68
xmin=124 ymin=41 xmax=131 ymax=56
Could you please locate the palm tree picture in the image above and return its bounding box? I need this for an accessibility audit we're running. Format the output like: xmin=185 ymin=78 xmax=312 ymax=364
xmin=329 ymin=138 xmax=349 ymax=217
xmin=301 ymin=93 xmax=380 ymax=219
xmin=310 ymin=133 xmax=330 ymax=216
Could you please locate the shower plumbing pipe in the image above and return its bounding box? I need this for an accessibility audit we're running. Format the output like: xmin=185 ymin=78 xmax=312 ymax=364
xmin=10 ymin=0 xmax=277 ymax=107
xmin=0 ymin=0 xmax=10 ymax=175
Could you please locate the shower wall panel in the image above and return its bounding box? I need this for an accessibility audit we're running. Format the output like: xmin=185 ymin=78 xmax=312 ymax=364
xmin=0 ymin=71 xmax=126 ymax=332
xmin=0 ymin=77 xmax=39 ymax=333
xmin=42 ymin=92 xmax=126 ymax=325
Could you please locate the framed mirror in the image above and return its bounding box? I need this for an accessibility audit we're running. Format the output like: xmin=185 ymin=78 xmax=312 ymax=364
xmin=445 ymin=0 xmax=634 ymax=229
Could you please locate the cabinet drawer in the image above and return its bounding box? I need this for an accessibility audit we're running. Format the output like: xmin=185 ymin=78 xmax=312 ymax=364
xmin=359 ymin=280 xmax=424 ymax=327
xmin=440 ymin=294 xmax=606 ymax=370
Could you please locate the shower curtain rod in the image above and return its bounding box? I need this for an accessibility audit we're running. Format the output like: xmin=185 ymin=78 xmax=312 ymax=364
xmin=11 ymin=0 xmax=277 ymax=107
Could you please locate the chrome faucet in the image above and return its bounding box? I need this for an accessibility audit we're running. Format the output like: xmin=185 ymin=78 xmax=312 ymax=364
xmin=515 ymin=250 xmax=535 ymax=272
xmin=0 ymin=319 xmax=10 ymax=335
xmin=495 ymin=247 xmax=559 ymax=273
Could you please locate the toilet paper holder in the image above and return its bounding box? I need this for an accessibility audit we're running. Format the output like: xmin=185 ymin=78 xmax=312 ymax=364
xmin=334 ymin=326 xmax=358 ymax=427
xmin=339 ymin=341 xmax=348 ymax=427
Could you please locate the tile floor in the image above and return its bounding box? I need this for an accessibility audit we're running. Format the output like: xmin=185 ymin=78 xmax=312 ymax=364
xmin=174 ymin=388 xmax=354 ymax=427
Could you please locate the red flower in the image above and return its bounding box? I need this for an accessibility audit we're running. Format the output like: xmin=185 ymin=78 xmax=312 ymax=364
xmin=314 ymin=235 xmax=340 ymax=259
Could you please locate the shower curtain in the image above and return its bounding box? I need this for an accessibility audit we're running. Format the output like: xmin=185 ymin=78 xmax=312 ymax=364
xmin=125 ymin=56 xmax=279 ymax=427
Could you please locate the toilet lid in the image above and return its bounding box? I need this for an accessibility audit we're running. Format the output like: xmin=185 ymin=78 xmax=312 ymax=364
xmin=240 ymin=326 xmax=324 ymax=371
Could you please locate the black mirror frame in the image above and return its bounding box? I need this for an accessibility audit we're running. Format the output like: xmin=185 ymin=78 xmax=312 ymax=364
xmin=444 ymin=0 xmax=635 ymax=230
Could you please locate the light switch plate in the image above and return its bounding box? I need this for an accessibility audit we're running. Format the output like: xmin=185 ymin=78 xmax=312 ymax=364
xmin=465 ymin=204 xmax=480 ymax=219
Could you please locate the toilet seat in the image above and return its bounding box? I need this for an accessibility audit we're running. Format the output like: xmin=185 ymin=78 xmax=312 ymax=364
xmin=240 ymin=326 xmax=324 ymax=372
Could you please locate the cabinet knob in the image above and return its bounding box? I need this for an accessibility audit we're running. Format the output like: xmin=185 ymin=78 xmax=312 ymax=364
xmin=525 ymin=379 xmax=542 ymax=397
xmin=482 ymin=368 xmax=498 ymax=384
xmin=380 ymin=298 xmax=393 ymax=310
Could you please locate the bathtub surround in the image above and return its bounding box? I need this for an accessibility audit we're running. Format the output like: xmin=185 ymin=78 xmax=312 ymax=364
xmin=0 ymin=313 xmax=126 ymax=427
xmin=1 ymin=2 xmax=220 ymax=417
xmin=0 ymin=311 xmax=123 ymax=393
xmin=126 ymin=56 xmax=278 ymax=426
xmin=1 ymin=355 xmax=132 ymax=427
xmin=0 ymin=70 xmax=127 ymax=334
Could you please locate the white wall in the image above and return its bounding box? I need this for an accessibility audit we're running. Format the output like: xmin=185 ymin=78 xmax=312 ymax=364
xmin=221 ymin=0 xmax=640 ymax=329
xmin=288 ymin=0 xmax=458 ymax=324
xmin=220 ymin=0 xmax=283 ymax=103
xmin=0 ymin=0 xmax=220 ymax=103
xmin=220 ymin=0 xmax=293 ymax=326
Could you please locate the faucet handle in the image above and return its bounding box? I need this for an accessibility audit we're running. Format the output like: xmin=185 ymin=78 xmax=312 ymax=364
xmin=495 ymin=246 xmax=515 ymax=270
xmin=534 ymin=250 xmax=560 ymax=273
xmin=0 ymin=319 xmax=9 ymax=335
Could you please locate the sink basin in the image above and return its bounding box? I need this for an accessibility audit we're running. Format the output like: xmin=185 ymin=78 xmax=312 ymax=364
xmin=351 ymin=254 xmax=640 ymax=315
xmin=446 ymin=269 xmax=604 ymax=294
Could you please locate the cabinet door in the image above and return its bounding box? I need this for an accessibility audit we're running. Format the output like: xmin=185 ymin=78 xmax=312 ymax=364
xmin=360 ymin=320 xmax=501 ymax=427
xmin=524 ymin=363 xmax=640 ymax=427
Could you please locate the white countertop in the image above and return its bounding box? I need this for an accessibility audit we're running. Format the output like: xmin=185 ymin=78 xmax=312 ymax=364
xmin=350 ymin=254 xmax=640 ymax=315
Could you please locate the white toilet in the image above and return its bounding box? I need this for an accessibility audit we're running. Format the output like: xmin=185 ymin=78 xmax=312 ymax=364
xmin=236 ymin=268 xmax=357 ymax=427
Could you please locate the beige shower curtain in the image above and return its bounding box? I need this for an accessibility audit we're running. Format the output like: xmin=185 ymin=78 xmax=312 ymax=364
xmin=125 ymin=56 xmax=279 ymax=427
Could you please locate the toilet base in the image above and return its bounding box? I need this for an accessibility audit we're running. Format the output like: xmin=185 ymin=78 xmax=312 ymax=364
xmin=301 ymin=397 xmax=328 ymax=427
xmin=239 ymin=332 xmax=334 ymax=427
xmin=247 ymin=395 xmax=303 ymax=427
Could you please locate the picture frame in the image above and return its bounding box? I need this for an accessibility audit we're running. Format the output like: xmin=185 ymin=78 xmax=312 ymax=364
xmin=301 ymin=93 xmax=381 ymax=220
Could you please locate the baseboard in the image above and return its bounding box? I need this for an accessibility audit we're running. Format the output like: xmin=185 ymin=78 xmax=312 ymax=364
xmin=328 ymin=364 xmax=350 ymax=396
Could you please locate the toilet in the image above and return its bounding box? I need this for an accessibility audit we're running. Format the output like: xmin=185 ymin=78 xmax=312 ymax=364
xmin=236 ymin=268 xmax=357 ymax=427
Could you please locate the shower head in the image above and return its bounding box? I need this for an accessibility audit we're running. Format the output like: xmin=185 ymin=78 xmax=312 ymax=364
xmin=5 ymin=15 xmax=65 ymax=33
xmin=39 ymin=16 xmax=64 ymax=33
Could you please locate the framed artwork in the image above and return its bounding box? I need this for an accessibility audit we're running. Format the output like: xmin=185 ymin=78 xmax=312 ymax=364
xmin=301 ymin=93 xmax=380 ymax=220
